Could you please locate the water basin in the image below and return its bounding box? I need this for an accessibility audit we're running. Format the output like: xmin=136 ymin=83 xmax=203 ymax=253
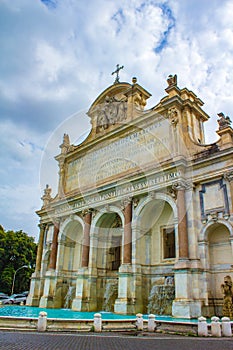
xmin=0 ymin=305 xmax=199 ymax=323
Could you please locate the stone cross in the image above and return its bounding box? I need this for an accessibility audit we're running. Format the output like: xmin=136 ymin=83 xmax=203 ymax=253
xmin=111 ymin=64 xmax=124 ymax=84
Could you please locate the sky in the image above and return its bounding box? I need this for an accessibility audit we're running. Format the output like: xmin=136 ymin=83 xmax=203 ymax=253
xmin=0 ymin=0 xmax=233 ymax=241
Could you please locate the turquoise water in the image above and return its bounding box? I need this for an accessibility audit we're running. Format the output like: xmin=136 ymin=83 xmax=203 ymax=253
xmin=0 ymin=305 xmax=199 ymax=323
xmin=0 ymin=306 xmax=135 ymax=320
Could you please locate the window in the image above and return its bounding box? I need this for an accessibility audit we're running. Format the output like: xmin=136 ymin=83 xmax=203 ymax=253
xmin=109 ymin=236 xmax=121 ymax=270
xmin=163 ymin=227 xmax=175 ymax=259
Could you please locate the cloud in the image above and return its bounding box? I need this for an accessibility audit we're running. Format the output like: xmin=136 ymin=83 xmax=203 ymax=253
xmin=0 ymin=0 xmax=232 ymax=238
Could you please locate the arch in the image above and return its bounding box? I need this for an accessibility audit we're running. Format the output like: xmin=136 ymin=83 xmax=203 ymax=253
xmin=59 ymin=214 xmax=84 ymax=240
xmin=57 ymin=215 xmax=84 ymax=273
xmin=91 ymin=205 xmax=124 ymax=229
xmin=132 ymin=192 xmax=178 ymax=229
xmin=199 ymin=219 xmax=233 ymax=243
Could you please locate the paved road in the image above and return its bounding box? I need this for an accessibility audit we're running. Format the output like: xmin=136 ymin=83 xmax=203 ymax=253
xmin=0 ymin=331 xmax=232 ymax=350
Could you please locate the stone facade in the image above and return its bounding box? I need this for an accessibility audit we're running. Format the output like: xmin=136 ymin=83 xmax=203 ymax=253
xmin=27 ymin=75 xmax=233 ymax=318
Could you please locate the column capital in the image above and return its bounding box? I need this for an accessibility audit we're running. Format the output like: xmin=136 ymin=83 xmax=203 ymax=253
xmin=82 ymin=208 xmax=94 ymax=217
xmin=224 ymin=171 xmax=233 ymax=182
xmin=38 ymin=223 xmax=47 ymax=230
xmin=121 ymin=197 xmax=133 ymax=210
xmin=172 ymin=180 xmax=193 ymax=191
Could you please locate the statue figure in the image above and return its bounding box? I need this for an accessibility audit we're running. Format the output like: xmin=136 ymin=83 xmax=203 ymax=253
xmin=221 ymin=275 xmax=233 ymax=318
xmin=41 ymin=184 xmax=52 ymax=208
xmin=217 ymin=112 xmax=232 ymax=130
xmin=167 ymin=74 xmax=177 ymax=87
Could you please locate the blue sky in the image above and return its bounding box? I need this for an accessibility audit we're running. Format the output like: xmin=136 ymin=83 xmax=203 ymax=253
xmin=0 ymin=0 xmax=233 ymax=240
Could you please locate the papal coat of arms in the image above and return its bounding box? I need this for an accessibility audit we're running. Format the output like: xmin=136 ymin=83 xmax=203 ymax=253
xmin=96 ymin=96 xmax=127 ymax=133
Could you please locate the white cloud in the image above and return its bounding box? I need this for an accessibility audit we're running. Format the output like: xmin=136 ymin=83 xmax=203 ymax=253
xmin=0 ymin=0 xmax=232 ymax=237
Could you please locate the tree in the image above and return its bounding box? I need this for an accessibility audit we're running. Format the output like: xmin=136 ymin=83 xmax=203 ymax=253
xmin=0 ymin=226 xmax=37 ymax=295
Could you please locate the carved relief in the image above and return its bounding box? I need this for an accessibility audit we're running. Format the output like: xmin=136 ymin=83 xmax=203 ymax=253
xmin=168 ymin=107 xmax=178 ymax=126
xmin=96 ymin=96 xmax=127 ymax=133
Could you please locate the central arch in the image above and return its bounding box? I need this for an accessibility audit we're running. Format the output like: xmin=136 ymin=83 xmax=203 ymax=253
xmin=92 ymin=209 xmax=123 ymax=311
xmin=132 ymin=193 xmax=177 ymax=314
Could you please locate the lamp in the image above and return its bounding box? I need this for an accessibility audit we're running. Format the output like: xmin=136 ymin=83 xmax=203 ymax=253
xmin=11 ymin=265 xmax=29 ymax=295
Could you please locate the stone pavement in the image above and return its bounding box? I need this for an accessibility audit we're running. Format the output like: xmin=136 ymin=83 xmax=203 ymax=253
xmin=0 ymin=331 xmax=232 ymax=350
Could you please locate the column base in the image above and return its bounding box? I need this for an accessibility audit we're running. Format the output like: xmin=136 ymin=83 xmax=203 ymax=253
xmin=39 ymin=270 xmax=62 ymax=308
xmin=114 ymin=298 xmax=135 ymax=314
xmin=26 ymin=272 xmax=42 ymax=307
xmin=114 ymin=264 xmax=136 ymax=315
xmin=39 ymin=296 xmax=53 ymax=308
xmin=71 ymin=267 xmax=97 ymax=312
xmin=172 ymin=300 xmax=202 ymax=318
xmin=26 ymin=296 xmax=40 ymax=307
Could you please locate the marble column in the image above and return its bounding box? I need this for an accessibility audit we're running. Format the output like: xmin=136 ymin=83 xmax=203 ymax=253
xmin=114 ymin=199 xmax=135 ymax=314
xmin=48 ymin=221 xmax=60 ymax=270
xmin=35 ymin=224 xmax=46 ymax=272
xmin=81 ymin=210 xmax=92 ymax=268
xmin=175 ymin=182 xmax=189 ymax=260
xmin=27 ymin=223 xmax=46 ymax=306
xmin=172 ymin=181 xmax=202 ymax=318
xmin=123 ymin=199 xmax=132 ymax=264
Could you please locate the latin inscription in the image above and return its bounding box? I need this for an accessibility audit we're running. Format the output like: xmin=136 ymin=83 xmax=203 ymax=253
xmin=65 ymin=120 xmax=171 ymax=192
xmin=55 ymin=170 xmax=180 ymax=215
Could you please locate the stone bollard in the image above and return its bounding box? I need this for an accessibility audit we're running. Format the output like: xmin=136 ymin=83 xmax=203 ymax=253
xmin=198 ymin=316 xmax=208 ymax=337
xmin=136 ymin=313 xmax=143 ymax=331
xmin=148 ymin=314 xmax=156 ymax=332
xmin=211 ymin=316 xmax=221 ymax=337
xmin=37 ymin=311 xmax=47 ymax=332
xmin=221 ymin=317 xmax=232 ymax=337
xmin=94 ymin=313 xmax=102 ymax=332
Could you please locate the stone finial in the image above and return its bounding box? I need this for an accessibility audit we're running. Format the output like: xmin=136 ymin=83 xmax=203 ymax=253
xmin=211 ymin=316 xmax=221 ymax=337
xmin=198 ymin=316 xmax=208 ymax=337
xmin=136 ymin=313 xmax=143 ymax=331
xmin=94 ymin=313 xmax=102 ymax=332
xmin=41 ymin=184 xmax=52 ymax=208
xmin=217 ymin=112 xmax=232 ymax=130
xmin=37 ymin=311 xmax=47 ymax=332
xmin=148 ymin=314 xmax=156 ymax=332
xmin=60 ymin=133 xmax=71 ymax=154
xmin=221 ymin=317 xmax=232 ymax=337
xmin=132 ymin=77 xmax=137 ymax=84
xmin=167 ymin=74 xmax=177 ymax=87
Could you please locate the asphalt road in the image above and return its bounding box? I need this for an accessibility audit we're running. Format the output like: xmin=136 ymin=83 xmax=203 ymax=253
xmin=0 ymin=331 xmax=232 ymax=350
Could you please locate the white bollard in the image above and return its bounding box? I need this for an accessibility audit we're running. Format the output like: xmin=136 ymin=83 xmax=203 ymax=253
xmin=211 ymin=316 xmax=221 ymax=337
xmin=148 ymin=314 xmax=156 ymax=332
xmin=198 ymin=316 xmax=208 ymax=337
xmin=221 ymin=317 xmax=232 ymax=337
xmin=37 ymin=311 xmax=47 ymax=332
xmin=136 ymin=313 xmax=143 ymax=331
xmin=94 ymin=313 xmax=102 ymax=332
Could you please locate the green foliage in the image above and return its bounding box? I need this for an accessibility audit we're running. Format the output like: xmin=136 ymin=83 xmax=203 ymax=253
xmin=0 ymin=225 xmax=37 ymax=295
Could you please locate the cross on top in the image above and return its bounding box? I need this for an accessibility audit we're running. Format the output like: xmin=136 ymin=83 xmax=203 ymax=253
xmin=111 ymin=64 xmax=124 ymax=84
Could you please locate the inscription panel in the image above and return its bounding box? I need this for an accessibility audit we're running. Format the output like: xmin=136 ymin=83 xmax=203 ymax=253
xmin=65 ymin=120 xmax=173 ymax=193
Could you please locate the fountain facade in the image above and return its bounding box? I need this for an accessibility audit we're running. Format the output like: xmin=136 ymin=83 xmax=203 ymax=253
xmin=27 ymin=74 xmax=233 ymax=319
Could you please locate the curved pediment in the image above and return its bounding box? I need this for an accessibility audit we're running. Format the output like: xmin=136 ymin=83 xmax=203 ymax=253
xmin=86 ymin=80 xmax=151 ymax=139
xmin=88 ymin=82 xmax=131 ymax=115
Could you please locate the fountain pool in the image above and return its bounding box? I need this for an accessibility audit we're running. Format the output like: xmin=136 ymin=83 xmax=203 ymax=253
xmin=0 ymin=305 xmax=199 ymax=323
xmin=0 ymin=305 xmax=205 ymax=334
